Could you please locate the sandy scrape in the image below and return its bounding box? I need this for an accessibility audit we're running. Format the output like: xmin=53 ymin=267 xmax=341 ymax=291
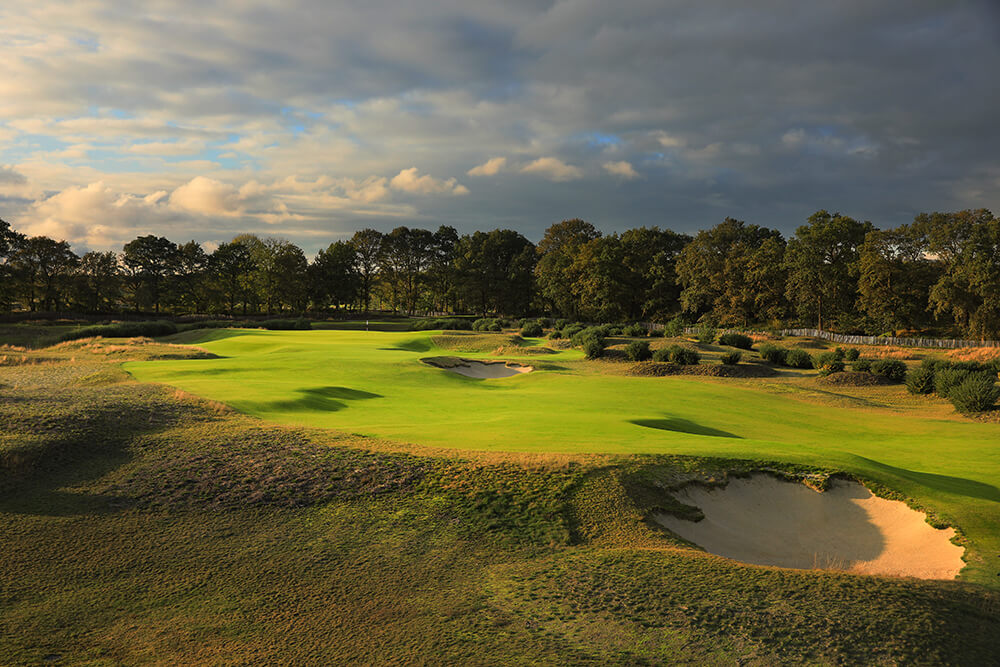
xmin=421 ymin=356 xmax=533 ymax=379
xmin=654 ymin=475 xmax=964 ymax=579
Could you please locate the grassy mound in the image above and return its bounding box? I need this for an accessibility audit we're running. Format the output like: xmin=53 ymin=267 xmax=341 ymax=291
xmin=2 ymin=347 xmax=999 ymax=663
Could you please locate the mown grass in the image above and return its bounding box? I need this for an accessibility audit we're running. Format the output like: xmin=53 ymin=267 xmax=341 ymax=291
xmin=2 ymin=333 xmax=1000 ymax=663
xmin=122 ymin=328 xmax=1000 ymax=586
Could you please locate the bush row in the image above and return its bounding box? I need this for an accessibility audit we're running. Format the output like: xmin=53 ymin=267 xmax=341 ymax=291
xmin=907 ymin=360 xmax=1000 ymax=413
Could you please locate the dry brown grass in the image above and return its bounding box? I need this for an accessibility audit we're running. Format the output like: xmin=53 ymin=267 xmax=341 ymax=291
xmin=946 ymin=347 xmax=1000 ymax=363
xmin=859 ymin=346 xmax=919 ymax=360
xmin=170 ymin=388 xmax=233 ymax=414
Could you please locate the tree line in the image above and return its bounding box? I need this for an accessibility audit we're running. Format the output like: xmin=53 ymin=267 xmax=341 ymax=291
xmin=1 ymin=208 xmax=998 ymax=337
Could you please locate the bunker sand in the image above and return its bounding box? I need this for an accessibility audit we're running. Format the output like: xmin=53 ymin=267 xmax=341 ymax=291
xmin=655 ymin=475 xmax=965 ymax=579
xmin=421 ymin=356 xmax=533 ymax=379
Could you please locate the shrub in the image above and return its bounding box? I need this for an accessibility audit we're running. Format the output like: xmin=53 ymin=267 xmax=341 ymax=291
xmin=261 ymin=318 xmax=311 ymax=330
xmin=934 ymin=368 xmax=972 ymax=398
xmin=571 ymin=326 xmax=607 ymax=347
xmin=696 ymin=326 xmax=717 ymax=344
xmin=720 ymin=351 xmax=742 ymax=365
xmin=472 ymin=318 xmax=494 ymax=332
xmin=607 ymin=326 xmax=624 ymax=336
xmin=852 ymin=359 xmax=872 ymax=373
xmin=538 ymin=317 xmax=554 ymax=328
xmin=488 ymin=321 xmax=503 ymax=332
xmin=906 ymin=366 xmax=936 ymax=394
xmin=652 ymin=347 xmax=671 ymax=362
xmin=623 ymin=323 xmax=646 ymax=337
xmin=815 ymin=350 xmax=841 ymax=368
xmin=649 ymin=328 xmax=664 ymax=338
xmin=844 ymin=347 xmax=860 ymax=361
xmin=59 ymin=320 xmax=178 ymax=342
xmin=555 ymin=318 xmax=571 ymax=329
xmin=870 ymin=359 xmax=907 ymax=383
xmin=562 ymin=324 xmax=585 ymax=340
xmin=441 ymin=318 xmax=473 ymax=331
xmin=718 ymin=332 xmax=753 ymax=350
xmin=784 ymin=349 xmax=814 ymax=369
xmin=817 ymin=359 xmax=845 ymax=376
xmin=668 ymin=345 xmax=700 ymax=365
xmin=663 ymin=316 xmax=686 ymax=338
xmin=548 ymin=329 xmax=563 ymax=340
xmin=582 ymin=338 xmax=605 ymax=359
xmin=758 ymin=344 xmax=787 ymax=365
xmin=625 ymin=340 xmax=652 ymax=361
xmin=949 ymin=373 xmax=1000 ymax=413
xmin=520 ymin=322 xmax=544 ymax=338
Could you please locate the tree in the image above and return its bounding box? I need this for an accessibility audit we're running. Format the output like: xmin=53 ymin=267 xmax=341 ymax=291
xmin=784 ymin=211 xmax=872 ymax=330
xmin=535 ymin=219 xmax=601 ymax=318
xmin=676 ymin=218 xmax=787 ymax=326
xmin=74 ymin=251 xmax=121 ymax=312
xmin=570 ymin=235 xmax=628 ymax=321
xmin=0 ymin=218 xmax=25 ymax=311
xmin=915 ymin=209 xmax=1000 ymax=338
xmin=350 ymin=229 xmax=383 ymax=312
xmin=309 ymin=241 xmax=359 ymax=311
xmin=426 ymin=225 xmax=459 ymax=312
xmin=620 ymin=227 xmax=691 ymax=320
xmin=122 ymin=235 xmax=180 ymax=313
xmin=378 ymin=227 xmax=435 ymax=314
xmin=251 ymin=238 xmax=308 ymax=313
xmin=210 ymin=239 xmax=256 ymax=314
xmin=857 ymin=226 xmax=940 ymax=333
xmin=9 ymin=236 xmax=79 ymax=311
xmin=455 ymin=230 xmax=535 ymax=315
xmin=174 ymin=241 xmax=210 ymax=313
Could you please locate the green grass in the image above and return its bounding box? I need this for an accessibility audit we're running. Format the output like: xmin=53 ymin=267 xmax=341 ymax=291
xmin=123 ymin=328 xmax=1000 ymax=585
xmin=3 ymin=330 xmax=1000 ymax=662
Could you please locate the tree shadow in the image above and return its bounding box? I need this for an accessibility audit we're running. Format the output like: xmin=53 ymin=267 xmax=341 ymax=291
xmin=256 ymin=386 xmax=383 ymax=412
xmin=0 ymin=403 xmax=187 ymax=517
xmin=379 ymin=338 xmax=432 ymax=353
xmin=851 ymin=455 xmax=1000 ymax=503
xmin=629 ymin=417 xmax=742 ymax=439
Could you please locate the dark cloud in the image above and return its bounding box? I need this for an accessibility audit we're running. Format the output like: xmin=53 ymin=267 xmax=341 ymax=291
xmin=1 ymin=0 xmax=998 ymax=250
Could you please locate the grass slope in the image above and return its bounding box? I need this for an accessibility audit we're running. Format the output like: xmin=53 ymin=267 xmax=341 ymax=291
xmin=125 ymin=329 xmax=1000 ymax=585
xmin=2 ymin=341 xmax=998 ymax=663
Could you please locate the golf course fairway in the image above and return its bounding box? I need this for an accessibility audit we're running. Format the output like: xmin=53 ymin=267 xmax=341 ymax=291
xmin=125 ymin=328 xmax=1000 ymax=584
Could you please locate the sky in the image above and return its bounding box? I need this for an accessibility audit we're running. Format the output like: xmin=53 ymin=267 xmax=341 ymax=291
xmin=1 ymin=0 xmax=999 ymax=254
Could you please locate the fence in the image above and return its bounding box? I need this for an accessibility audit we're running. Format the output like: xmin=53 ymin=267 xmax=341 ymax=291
xmin=679 ymin=325 xmax=999 ymax=349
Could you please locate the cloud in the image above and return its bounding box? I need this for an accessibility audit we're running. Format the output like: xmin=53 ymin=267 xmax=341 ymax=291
xmin=520 ymin=157 xmax=583 ymax=182
xmin=390 ymin=167 xmax=468 ymax=195
xmin=603 ymin=161 xmax=639 ymax=180
xmin=468 ymin=157 xmax=507 ymax=176
xmin=169 ymin=176 xmax=242 ymax=216
xmin=0 ymin=166 xmax=27 ymax=186
xmin=0 ymin=0 xmax=998 ymax=245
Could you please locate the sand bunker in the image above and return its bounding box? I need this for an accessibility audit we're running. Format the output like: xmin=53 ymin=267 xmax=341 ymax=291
xmin=654 ymin=475 xmax=964 ymax=579
xmin=421 ymin=356 xmax=533 ymax=379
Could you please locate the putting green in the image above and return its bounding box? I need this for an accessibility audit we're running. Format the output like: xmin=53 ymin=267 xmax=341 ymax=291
xmin=125 ymin=328 xmax=1000 ymax=583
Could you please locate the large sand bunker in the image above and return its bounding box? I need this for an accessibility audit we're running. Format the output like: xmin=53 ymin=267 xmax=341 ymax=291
xmin=654 ymin=475 xmax=964 ymax=579
xmin=421 ymin=356 xmax=533 ymax=379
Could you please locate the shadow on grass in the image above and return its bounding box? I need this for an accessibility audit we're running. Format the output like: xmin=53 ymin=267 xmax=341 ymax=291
xmin=629 ymin=417 xmax=742 ymax=439
xmin=379 ymin=337 xmax=433 ymax=353
xmin=852 ymin=455 xmax=1000 ymax=503
xmin=256 ymin=386 xmax=383 ymax=412
xmin=0 ymin=402 xmax=186 ymax=517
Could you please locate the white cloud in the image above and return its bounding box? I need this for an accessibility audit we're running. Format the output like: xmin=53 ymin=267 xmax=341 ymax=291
xmin=603 ymin=160 xmax=639 ymax=180
xmin=468 ymin=157 xmax=507 ymax=176
xmin=389 ymin=167 xmax=468 ymax=195
xmin=169 ymin=176 xmax=242 ymax=216
xmin=520 ymin=157 xmax=583 ymax=182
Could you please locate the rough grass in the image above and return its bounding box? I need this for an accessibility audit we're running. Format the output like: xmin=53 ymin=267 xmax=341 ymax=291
xmin=2 ymin=333 xmax=1000 ymax=663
